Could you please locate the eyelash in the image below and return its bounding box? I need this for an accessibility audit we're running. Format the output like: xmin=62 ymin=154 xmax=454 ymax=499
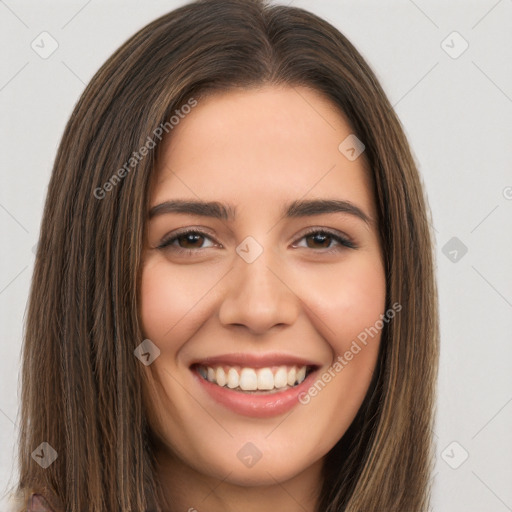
xmin=156 ymin=227 xmax=357 ymax=255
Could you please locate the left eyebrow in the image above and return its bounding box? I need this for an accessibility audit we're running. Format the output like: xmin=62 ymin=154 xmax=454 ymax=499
xmin=283 ymin=199 xmax=373 ymax=227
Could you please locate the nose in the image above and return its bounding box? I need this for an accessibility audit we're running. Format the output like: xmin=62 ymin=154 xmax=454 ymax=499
xmin=218 ymin=247 xmax=300 ymax=335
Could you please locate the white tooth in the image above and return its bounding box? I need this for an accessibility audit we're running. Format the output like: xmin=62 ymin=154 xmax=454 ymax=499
xmin=274 ymin=366 xmax=288 ymax=388
xmin=207 ymin=367 xmax=216 ymax=383
xmin=227 ymin=368 xmax=239 ymax=388
xmin=257 ymin=368 xmax=274 ymax=390
xmin=296 ymin=366 xmax=306 ymax=384
xmin=239 ymin=368 xmax=258 ymax=391
xmin=287 ymin=367 xmax=296 ymax=386
xmin=216 ymin=367 xmax=227 ymax=387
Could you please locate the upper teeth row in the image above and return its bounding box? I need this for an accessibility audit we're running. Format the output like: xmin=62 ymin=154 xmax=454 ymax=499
xmin=198 ymin=365 xmax=307 ymax=391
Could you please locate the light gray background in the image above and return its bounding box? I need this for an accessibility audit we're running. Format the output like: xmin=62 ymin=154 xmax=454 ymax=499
xmin=1 ymin=1 xmax=511 ymax=510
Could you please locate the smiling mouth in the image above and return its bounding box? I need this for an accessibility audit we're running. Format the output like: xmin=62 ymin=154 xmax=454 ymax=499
xmin=192 ymin=364 xmax=316 ymax=394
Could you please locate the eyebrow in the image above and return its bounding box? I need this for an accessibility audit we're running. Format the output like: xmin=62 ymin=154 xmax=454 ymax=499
xmin=149 ymin=198 xmax=372 ymax=226
xmin=284 ymin=199 xmax=372 ymax=226
xmin=149 ymin=200 xmax=236 ymax=220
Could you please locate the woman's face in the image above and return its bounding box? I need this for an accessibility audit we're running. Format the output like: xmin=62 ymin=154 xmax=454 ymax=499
xmin=140 ymin=85 xmax=386 ymax=487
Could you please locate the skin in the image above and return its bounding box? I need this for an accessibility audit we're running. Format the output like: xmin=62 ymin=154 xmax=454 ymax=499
xmin=140 ymin=85 xmax=386 ymax=512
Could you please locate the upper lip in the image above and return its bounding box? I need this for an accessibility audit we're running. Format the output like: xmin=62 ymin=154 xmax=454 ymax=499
xmin=190 ymin=352 xmax=321 ymax=369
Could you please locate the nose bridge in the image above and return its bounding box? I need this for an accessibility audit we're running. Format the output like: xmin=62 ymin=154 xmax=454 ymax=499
xmin=238 ymin=247 xmax=279 ymax=298
xmin=218 ymin=240 xmax=299 ymax=333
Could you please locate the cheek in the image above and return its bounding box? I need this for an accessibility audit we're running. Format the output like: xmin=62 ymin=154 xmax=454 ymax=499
xmin=140 ymin=262 xmax=180 ymax=342
xmin=294 ymin=258 xmax=386 ymax=439
xmin=140 ymin=259 xmax=216 ymax=345
xmin=298 ymin=255 xmax=387 ymax=351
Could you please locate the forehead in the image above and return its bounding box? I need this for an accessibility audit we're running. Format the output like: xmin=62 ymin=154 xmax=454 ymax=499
xmin=152 ymin=86 xmax=375 ymax=220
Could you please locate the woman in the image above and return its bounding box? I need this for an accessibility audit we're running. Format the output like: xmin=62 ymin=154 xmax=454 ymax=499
xmin=13 ymin=0 xmax=439 ymax=510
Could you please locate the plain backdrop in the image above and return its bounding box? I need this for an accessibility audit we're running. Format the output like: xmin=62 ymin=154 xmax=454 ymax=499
xmin=1 ymin=1 xmax=511 ymax=510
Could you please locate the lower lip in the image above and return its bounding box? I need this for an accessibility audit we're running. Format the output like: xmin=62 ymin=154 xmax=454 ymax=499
xmin=192 ymin=368 xmax=317 ymax=418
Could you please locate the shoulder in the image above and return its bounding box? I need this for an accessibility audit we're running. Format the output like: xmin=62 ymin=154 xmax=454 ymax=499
xmin=3 ymin=493 xmax=54 ymax=512
xmin=4 ymin=489 xmax=62 ymax=512
xmin=27 ymin=494 xmax=55 ymax=511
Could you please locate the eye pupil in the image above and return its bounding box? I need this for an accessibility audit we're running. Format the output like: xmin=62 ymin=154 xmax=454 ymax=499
xmin=179 ymin=233 xmax=204 ymax=248
xmin=307 ymin=233 xmax=331 ymax=248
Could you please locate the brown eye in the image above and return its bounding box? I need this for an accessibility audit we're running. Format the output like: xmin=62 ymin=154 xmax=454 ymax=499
xmin=293 ymin=229 xmax=356 ymax=251
xmin=157 ymin=230 xmax=217 ymax=252
xmin=305 ymin=232 xmax=332 ymax=249
xmin=176 ymin=233 xmax=206 ymax=249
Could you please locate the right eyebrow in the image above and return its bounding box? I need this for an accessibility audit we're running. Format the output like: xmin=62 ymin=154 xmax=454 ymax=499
xmin=148 ymin=200 xmax=236 ymax=220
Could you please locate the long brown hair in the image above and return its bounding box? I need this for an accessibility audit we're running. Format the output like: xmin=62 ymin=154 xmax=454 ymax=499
xmin=13 ymin=0 xmax=439 ymax=510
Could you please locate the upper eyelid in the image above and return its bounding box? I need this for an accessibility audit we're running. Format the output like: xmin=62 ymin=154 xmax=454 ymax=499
xmin=159 ymin=228 xmax=219 ymax=247
xmin=158 ymin=226 xmax=354 ymax=248
xmin=296 ymin=226 xmax=352 ymax=240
